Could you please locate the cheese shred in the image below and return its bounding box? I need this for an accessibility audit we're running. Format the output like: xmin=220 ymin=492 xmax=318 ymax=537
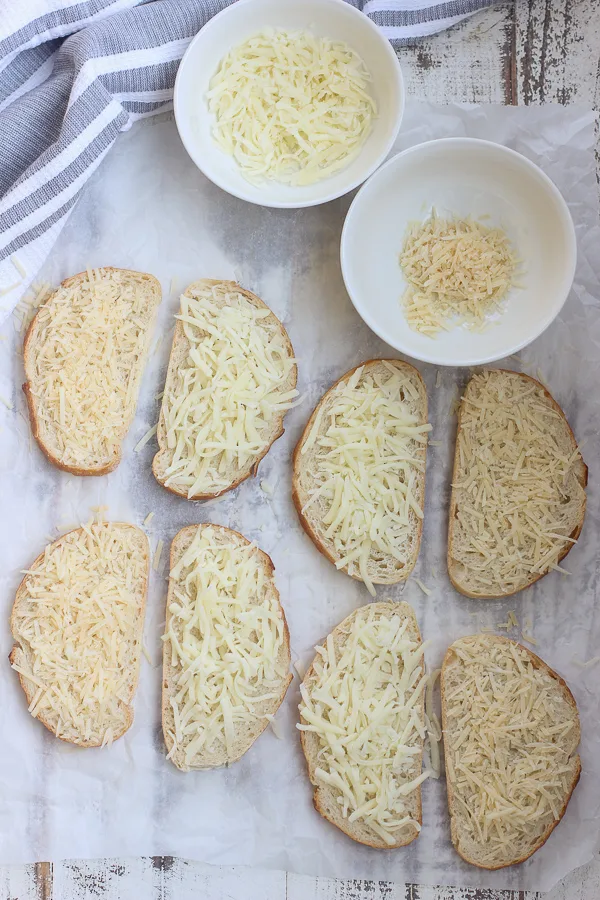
xmin=399 ymin=210 xmax=518 ymax=336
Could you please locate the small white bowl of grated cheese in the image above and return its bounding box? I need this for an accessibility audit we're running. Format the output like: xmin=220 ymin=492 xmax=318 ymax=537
xmin=341 ymin=138 xmax=577 ymax=366
xmin=174 ymin=0 xmax=404 ymax=208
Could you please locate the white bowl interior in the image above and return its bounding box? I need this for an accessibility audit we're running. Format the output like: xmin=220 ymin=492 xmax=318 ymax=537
xmin=341 ymin=139 xmax=576 ymax=366
xmin=174 ymin=0 xmax=403 ymax=208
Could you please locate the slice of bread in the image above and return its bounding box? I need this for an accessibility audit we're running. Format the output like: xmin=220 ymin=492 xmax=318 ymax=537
xmin=152 ymin=279 xmax=297 ymax=500
xmin=441 ymin=634 xmax=581 ymax=870
xmin=292 ymin=360 xmax=429 ymax=594
xmin=299 ymin=601 xmax=427 ymax=849
xmin=162 ymin=524 xmax=292 ymax=770
xmin=10 ymin=523 xmax=149 ymax=748
xmin=448 ymin=369 xmax=587 ymax=599
xmin=23 ymin=267 xmax=161 ymax=475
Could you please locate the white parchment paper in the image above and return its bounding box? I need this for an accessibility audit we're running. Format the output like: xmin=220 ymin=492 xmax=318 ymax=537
xmin=0 ymin=102 xmax=599 ymax=893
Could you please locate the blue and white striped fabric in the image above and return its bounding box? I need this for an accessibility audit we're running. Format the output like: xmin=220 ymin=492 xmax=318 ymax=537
xmin=0 ymin=0 xmax=496 ymax=318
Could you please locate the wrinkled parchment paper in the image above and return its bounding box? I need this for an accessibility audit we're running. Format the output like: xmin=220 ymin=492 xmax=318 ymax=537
xmin=0 ymin=103 xmax=599 ymax=893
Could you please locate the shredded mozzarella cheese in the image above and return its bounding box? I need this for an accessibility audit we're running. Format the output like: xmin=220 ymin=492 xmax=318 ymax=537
xmin=300 ymin=363 xmax=431 ymax=595
xmin=443 ymin=635 xmax=580 ymax=867
xmin=163 ymin=526 xmax=289 ymax=767
xmin=298 ymin=604 xmax=431 ymax=845
xmin=399 ymin=210 xmax=518 ymax=336
xmin=207 ymin=29 xmax=376 ymax=186
xmin=160 ymin=283 xmax=297 ymax=498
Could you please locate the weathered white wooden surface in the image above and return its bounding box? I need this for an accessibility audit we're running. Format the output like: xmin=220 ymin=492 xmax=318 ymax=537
xmin=2 ymin=0 xmax=600 ymax=897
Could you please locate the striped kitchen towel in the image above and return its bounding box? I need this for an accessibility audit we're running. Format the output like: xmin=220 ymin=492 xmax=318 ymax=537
xmin=0 ymin=0 xmax=497 ymax=318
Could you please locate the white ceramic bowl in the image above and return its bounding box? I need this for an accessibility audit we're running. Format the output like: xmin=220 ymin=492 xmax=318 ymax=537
xmin=341 ymin=138 xmax=577 ymax=366
xmin=174 ymin=0 xmax=404 ymax=208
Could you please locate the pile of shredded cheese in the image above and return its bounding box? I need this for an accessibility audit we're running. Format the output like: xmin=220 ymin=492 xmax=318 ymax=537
xmin=207 ymin=29 xmax=376 ymax=186
xmin=11 ymin=523 xmax=147 ymax=746
xmin=299 ymin=363 xmax=431 ymax=595
xmin=399 ymin=210 xmax=518 ymax=336
xmin=163 ymin=527 xmax=289 ymax=768
xmin=451 ymin=371 xmax=585 ymax=596
xmin=444 ymin=636 xmax=580 ymax=866
xmin=298 ymin=605 xmax=431 ymax=845
xmin=160 ymin=284 xmax=297 ymax=498
xmin=27 ymin=268 xmax=154 ymax=467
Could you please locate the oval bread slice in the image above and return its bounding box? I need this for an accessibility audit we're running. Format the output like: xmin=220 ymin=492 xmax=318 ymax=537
xmin=292 ymin=359 xmax=430 ymax=594
xmin=23 ymin=267 xmax=161 ymax=475
xmin=162 ymin=524 xmax=292 ymax=770
xmin=441 ymin=634 xmax=581 ymax=870
xmin=152 ymin=279 xmax=297 ymax=500
xmin=448 ymin=369 xmax=587 ymax=598
xmin=298 ymin=601 xmax=427 ymax=849
xmin=10 ymin=523 xmax=149 ymax=747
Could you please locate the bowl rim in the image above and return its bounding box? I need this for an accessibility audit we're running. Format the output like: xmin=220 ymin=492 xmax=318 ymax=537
xmin=340 ymin=136 xmax=578 ymax=367
xmin=173 ymin=0 xmax=405 ymax=209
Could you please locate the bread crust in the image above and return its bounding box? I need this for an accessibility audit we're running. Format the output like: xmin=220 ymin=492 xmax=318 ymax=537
xmin=447 ymin=369 xmax=587 ymax=599
xmin=441 ymin=633 xmax=581 ymax=869
xmin=299 ymin=601 xmax=425 ymax=849
xmin=152 ymin=279 xmax=297 ymax=501
xmin=22 ymin=267 xmax=161 ymax=476
xmin=162 ymin=524 xmax=292 ymax=770
xmin=292 ymin=359 xmax=428 ymax=587
xmin=9 ymin=523 xmax=150 ymax=748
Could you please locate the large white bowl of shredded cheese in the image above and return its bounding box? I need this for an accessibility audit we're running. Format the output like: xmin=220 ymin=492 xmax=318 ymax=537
xmin=341 ymin=138 xmax=577 ymax=366
xmin=174 ymin=0 xmax=404 ymax=208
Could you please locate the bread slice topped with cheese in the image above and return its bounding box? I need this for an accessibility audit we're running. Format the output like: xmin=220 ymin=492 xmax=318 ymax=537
xmin=10 ymin=523 xmax=149 ymax=748
xmin=298 ymin=601 xmax=430 ymax=848
xmin=162 ymin=524 xmax=292 ymax=770
xmin=292 ymin=360 xmax=431 ymax=595
xmin=448 ymin=370 xmax=587 ymax=598
xmin=441 ymin=634 xmax=581 ymax=870
xmin=153 ymin=280 xmax=298 ymax=500
xmin=23 ymin=267 xmax=161 ymax=475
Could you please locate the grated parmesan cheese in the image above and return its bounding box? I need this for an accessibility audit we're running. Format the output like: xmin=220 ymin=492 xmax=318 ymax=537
xmin=399 ymin=210 xmax=518 ymax=336
xmin=163 ymin=526 xmax=289 ymax=767
xmin=207 ymin=30 xmax=376 ymax=186
xmin=160 ymin=283 xmax=297 ymax=498
xmin=450 ymin=371 xmax=585 ymax=597
xmin=10 ymin=523 xmax=147 ymax=746
xmin=298 ymin=604 xmax=431 ymax=846
xmin=25 ymin=270 xmax=156 ymax=469
xmin=300 ymin=363 xmax=431 ymax=596
xmin=443 ymin=635 xmax=580 ymax=867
